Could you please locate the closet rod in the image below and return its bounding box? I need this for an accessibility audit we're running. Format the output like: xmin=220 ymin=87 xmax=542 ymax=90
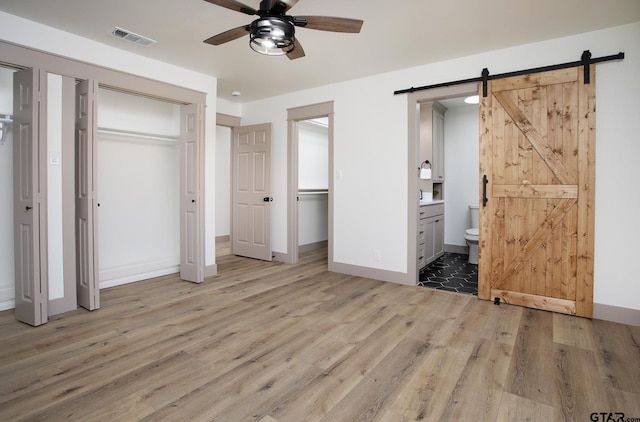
xmin=97 ymin=127 xmax=179 ymax=142
xmin=298 ymin=189 xmax=328 ymax=195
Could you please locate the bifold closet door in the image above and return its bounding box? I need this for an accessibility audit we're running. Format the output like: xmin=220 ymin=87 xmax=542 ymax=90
xmin=13 ymin=67 xmax=48 ymax=326
xmin=76 ymin=79 xmax=100 ymax=311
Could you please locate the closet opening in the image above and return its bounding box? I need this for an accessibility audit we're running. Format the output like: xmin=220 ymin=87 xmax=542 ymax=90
xmin=96 ymin=88 xmax=182 ymax=289
xmin=286 ymin=101 xmax=334 ymax=266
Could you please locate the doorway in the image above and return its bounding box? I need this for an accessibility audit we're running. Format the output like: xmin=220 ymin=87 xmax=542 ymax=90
xmin=286 ymin=102 xmax=334 ymax=265
xmin=407 ymin=84 xmax=479 ymax=285
xmin=297 ymin=117 xmax=329 ymax=254
xmin=96 ymin=88 xmax=181 ymax=288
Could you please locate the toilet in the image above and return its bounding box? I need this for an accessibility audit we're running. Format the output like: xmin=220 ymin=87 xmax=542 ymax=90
xmin=464 ymin=204 xmax=479 ymax=264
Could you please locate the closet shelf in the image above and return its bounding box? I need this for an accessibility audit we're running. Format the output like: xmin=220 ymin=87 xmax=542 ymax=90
xmin=97 ymin=127 xmax=179 ymax=143
xmin=298 ymin=189 xmax=328 ymax=195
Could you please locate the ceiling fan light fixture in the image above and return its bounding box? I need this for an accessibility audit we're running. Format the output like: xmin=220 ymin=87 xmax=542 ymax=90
xmin=249 ymin=17 xmax=295 ymax=56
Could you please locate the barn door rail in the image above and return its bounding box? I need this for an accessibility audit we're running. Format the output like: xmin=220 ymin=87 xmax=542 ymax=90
xmin=393 ymin=50 xmax=625 ymax=96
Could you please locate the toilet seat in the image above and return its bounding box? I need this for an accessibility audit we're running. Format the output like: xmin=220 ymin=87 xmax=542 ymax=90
xmin=464 ymin=228 xmax=479 ymax=241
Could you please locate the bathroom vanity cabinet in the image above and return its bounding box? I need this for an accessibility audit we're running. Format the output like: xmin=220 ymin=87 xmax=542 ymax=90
xmin=420 ymin=101 xmax=446 ymax=182
xmin=418 ymin=202 xmax=445 ymax=270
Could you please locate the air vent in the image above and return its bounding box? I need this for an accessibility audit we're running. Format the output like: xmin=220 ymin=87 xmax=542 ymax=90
xmin=110 ymin=26 xmax=157 ymax=47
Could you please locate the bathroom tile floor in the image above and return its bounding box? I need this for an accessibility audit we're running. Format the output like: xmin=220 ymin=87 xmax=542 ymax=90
xmin=418 ymin=252 xmax=478 ymax=296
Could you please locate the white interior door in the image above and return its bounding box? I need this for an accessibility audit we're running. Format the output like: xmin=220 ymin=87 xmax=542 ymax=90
xmin=13 ymin=67 xmax=48 ymax=326
xmin=180 ymin=103 xmax=204 ymax=283
xmin=232 ymin=123 xmax=272 ymax=261
xmin=76 ymin=79 xmax=100 ymax=310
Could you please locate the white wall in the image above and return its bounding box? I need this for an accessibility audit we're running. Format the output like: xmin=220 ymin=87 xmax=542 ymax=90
xmin=215 ymin=125 xmax=231 ymax=238
xmin=0 ymin=67 xmax=14 ymax=310
xmin=443 ymin=104 xmax=480 ymax=247
xmin=298 ymin=121 xmax=329 ymax=189
xmin=241 ymin=22 xmax=640 ymax=314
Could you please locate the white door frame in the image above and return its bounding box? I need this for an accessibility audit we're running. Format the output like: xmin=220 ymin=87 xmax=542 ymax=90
xmin=406 ymin=84 xmax=478 ymax=285
xmin=286 ymin=101 xmax=334 ymax=266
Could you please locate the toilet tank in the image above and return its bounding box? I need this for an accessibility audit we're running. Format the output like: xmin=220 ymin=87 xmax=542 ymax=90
xmin=469 ymin=204 xmax=479 ymax=228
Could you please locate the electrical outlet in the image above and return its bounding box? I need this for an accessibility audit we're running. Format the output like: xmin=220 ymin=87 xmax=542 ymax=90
xmin=373 ymin=249 xmax=381 ymax=262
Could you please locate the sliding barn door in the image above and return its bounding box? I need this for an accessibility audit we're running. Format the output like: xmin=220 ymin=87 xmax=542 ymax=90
xmin=13 ymin=68 xmax=48 ymax=326
xmin=232 ymin=123 xmax=272 ymax=261
xmin=179 ymin=103 xmax=204 ymax=283
xmin=76 ymin=79 xmax=100 ymax=310
xmin=478 ymin=66 xmax=596 ymax=317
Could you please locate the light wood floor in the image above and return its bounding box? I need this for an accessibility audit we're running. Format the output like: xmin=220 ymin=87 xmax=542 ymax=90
xmin=1 ymin=246 xmax=639 ymax=421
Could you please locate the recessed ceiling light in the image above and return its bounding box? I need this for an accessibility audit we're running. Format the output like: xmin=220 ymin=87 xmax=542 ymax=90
xmin=231 ymin=91 xmax=241 ymax=97
xmin=464 ymin=95 xmax=479 ymax=104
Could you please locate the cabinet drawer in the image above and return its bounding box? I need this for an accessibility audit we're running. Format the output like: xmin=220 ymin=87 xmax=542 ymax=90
xmin=420 ymin=203 xmax=444 ymax=218
xmin=418 ymin=220 xmax=426 ymax=243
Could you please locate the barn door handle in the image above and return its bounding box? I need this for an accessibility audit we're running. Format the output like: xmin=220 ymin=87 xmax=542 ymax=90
xmin=25 ymin=206 xmax=32 ymax=211
xmin=482 ymin=175 xmax=489 ymax=207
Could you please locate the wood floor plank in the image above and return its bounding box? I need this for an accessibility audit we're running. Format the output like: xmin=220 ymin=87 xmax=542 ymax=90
xmin=506 ymin=307 xmax=555 ymax=406
xmin=268 ymin=314 xmax=418 ymax=422
xmin=592 ymin=319 xmax=640 ymax=394
xmin=0 ymin=246 xmax=638 ymax=421
xmin=317 ymin=337 xmax=430 ymax=422
xmin=438 ymin=339 xmax=512 ymax=421
xmin=496 ymin=391 xmax=556 ymax=421
xmin=552 ymin=312 xmax=597 ymax=350
xmin=389 ymin=343 xmax=473 ymax=421
xmin=554 ymin=343 xmax=611 ymax=421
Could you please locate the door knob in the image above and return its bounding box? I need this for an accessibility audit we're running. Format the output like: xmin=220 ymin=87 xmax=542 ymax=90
xmin=25 ymin=206 xmax=32 ymax=211
xmin=263 ymin=197 xmax=273 ymax=202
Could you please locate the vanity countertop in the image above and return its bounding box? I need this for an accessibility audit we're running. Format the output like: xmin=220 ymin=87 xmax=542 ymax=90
xmin=420 ymin=200 xmax=445 ymax=206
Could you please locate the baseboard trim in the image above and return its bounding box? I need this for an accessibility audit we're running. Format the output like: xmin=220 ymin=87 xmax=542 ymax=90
xmin=272 ymin=251 xmax=290 ymax=263
xmin=0 ymin=299 xmax=14 ymax=312
xmin=205 ymin=264 xmax=217 ymax=278
xmin=215 ymin=235 xmax=230 ymax=243
xmin=299 ymin=240 xmax=328 ymax=254
xmin=330 ymin=261 xmax=412 ymax=286
xmin=444 ymin=244 xmax=468 ymax=254
xmin=100 ymin=266 xmax=179 ymax=289
xmin=593 ymin=303 xmax=640 ymax=326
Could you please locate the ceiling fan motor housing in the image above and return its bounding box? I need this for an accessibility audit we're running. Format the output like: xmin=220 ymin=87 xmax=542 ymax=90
xmin=249 ymin=17 xmax=296 ymax=55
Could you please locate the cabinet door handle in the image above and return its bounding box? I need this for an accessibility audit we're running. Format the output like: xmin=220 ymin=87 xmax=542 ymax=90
xmin=482 ymin=175 xmax=489 ymax=207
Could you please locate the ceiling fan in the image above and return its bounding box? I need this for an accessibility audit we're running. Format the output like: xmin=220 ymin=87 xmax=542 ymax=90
xmin=203 ymin=0 xmax=364 ymax=59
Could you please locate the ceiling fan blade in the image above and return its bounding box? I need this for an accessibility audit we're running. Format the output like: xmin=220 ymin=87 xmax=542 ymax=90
xmin=295 ymin=16 xmax=364 ymax=33
xmin=204 ymin=25 xmax=250 ymax=45
xmin=287 ymin=38 xmax=305 ymax=60
xmin=279 ymin=0 xmax=299 ymax=12
xmin=203 ymin=0 xmax=257 ymax=16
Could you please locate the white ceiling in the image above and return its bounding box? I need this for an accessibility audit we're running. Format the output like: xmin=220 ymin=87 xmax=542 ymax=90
xmin=1 ymin=0 xmax=639 ymax=103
